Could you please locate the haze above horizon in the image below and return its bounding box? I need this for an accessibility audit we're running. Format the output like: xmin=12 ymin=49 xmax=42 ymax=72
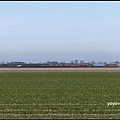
xmin=0 ymin=1 xmax=120 ymax=63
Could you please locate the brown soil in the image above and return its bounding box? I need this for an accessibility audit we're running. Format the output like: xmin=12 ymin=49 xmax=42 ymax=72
xmin=0 ymin=67 xmax=120 ymax=72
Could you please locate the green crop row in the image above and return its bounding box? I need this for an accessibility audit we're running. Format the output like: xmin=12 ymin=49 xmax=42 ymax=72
xmin=0 ymin=72 xmax=120 ymax=118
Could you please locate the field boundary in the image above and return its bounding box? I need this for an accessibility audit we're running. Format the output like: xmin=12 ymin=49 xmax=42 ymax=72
xmin=1 ymin=67 xmax=120 ymax=72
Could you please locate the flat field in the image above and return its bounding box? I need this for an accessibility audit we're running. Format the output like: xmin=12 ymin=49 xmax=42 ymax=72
xmin=1 ymin=72 xmax=120 ymax=118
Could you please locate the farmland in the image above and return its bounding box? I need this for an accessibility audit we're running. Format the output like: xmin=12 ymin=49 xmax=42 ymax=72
xmin=1 ymin=72 xmax=120 ymax=118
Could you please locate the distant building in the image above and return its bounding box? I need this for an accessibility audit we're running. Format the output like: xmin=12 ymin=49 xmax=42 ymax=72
xmin=93 ymin=63 xmax=106 ymax=67
xmin=80 ymin=60 xmax=84 ymax=65
xmin=75 ymin=59 xmax=79 ymax=64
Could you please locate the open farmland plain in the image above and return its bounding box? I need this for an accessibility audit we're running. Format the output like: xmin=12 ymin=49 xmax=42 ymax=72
xmin=1 ymin=69 xmax=120 ymax=118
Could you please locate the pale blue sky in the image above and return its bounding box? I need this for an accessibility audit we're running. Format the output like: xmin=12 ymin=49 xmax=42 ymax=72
xmin=0 ymin=1 xmax=120 ymax=63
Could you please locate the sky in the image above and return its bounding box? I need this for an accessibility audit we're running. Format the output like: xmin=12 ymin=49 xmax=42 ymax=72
xmin=0 ymin=1 xmax=120 ymax=63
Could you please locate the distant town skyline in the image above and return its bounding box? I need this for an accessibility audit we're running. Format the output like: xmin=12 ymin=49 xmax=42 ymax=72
xmin=0 ymin=59 xmax=120 ymax=67
xmin=0 ymin=1 xmax=120 ymax=63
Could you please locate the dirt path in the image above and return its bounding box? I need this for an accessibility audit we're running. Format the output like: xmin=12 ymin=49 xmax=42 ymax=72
xmin=0 ymin=68 xmax=120 ymax=72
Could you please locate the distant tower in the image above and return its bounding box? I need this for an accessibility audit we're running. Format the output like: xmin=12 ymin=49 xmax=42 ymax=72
xmin=92 ymin=60 xmax=95 ymax=64
xmin=80 ymin=60 xmax=84 ymax=65
xmin=75 ymin=59 xmax=79 ymax=65
xmin=70 ymin=61 xmax=74 ymax=64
